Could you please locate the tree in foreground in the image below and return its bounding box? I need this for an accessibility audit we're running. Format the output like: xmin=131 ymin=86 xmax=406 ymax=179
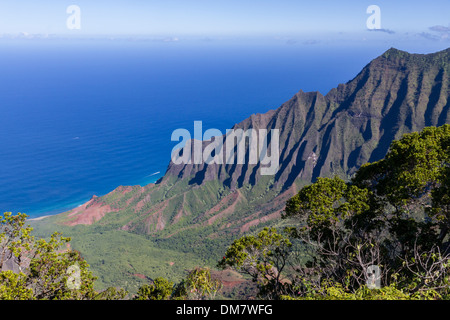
xmin=184 ymin=267 xmax=223 ymax=300
xmin=218 ymin=227 xmax=294 ymax=299
xmin=0 ymin=212 xmax=127 ymax=300
xmin=134 ymin=277 xmax=174 ymax=300
xmin=134 ymin=267 xmax=222 ymax=300
xmin=220 ymin=125 xmax=450 ymax=299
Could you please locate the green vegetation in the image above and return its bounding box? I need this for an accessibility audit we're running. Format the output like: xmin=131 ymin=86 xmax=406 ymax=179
xmin=133 ymin=267 xmax=222 ymax=300
xmin=3 ymin=48 xmax=449 ymax=300
xmin=218 ymin=227 xmax=293 ymax=299
xmin=29 ymin=221 xmax=211 ymax=293
xmin=4 ymin=124 xmax=449 ymax=300
xmin=9 ymin=125 xmax=448 ymax=300
xmin=2 ymin=125 xmax=450 ymax=300
xmin=1 ymin=213 xmax=224 ymax=300
xmin=183 ymin=267 xmax=223 ymax=300
xmin=24 ymin=47 xmax=450 ymax=299
xmin=134 ymin=277 xmax=174 ymax=300
xmin=220 ymin=125 xmax=450 ymax=300
xmin=0 ymin=212 xmax=124 ymax=299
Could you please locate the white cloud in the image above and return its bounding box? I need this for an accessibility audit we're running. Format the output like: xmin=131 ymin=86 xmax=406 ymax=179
xmin=428 ymin=24 xmax=450 ymax=40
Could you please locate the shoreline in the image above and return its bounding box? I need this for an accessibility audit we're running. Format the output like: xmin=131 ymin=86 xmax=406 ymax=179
xmin=25 ymin=175 xmax=163 ymax=222
xmin=28 ymin=215 xmax=53 ymax=221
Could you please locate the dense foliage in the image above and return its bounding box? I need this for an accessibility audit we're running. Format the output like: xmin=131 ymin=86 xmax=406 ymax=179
xmin=218 ymin=227 xmax=293 ymax=299
xmin=134 ymin=277 xmax=174 ymax=300
xmin=220 ymin=125 xmax=450 ymax=299
xmin=134 ymin=267 xmax=222 ymax=300
xmin=0 ymin=212 xmax=126 ymax=300
xmin=2 ymin=125 xmax=449 ymax=300
xmin=1 ymin=211 xmax=224 ymax=300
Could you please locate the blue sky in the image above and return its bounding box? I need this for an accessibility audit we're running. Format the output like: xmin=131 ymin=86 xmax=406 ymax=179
xmin=0 ymin=0 xmax=449 ymax=47
xmin=0 ymin=1 xmax=448 ymax=35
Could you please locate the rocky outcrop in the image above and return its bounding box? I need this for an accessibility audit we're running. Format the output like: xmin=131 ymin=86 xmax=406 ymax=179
xmin=52 ymin=48 xmax=450 ymax=236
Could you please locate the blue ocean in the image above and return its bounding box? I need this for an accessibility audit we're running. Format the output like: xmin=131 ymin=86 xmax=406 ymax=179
xmin=0 ymin=38 xmax=421 ymax=217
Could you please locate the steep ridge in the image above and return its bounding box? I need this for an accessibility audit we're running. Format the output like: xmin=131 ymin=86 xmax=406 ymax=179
xmin=35 ymin=47 xmax=450 ymax=240
xmin=165 ymin=47 xmax=450 ymax=188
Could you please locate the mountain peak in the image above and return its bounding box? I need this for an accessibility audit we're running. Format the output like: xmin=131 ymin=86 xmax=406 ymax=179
xmin=380 ymin=47 xmax=450 ymax=62
xmin=165 ymin=47 xmax=450 ymax=189
xmin=41 ymin=48 xmax=450 ymax=240
xmin=383 ymin=47 xmax=402 ymax=54
xmin=376 ymin=47 xmax=414 ymax=62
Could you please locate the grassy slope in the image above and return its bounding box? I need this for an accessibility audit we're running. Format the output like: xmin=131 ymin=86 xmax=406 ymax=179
xmin=30 ymin=217 xmax=210 ymax=293
xmin=29 ymin=176 xmax=290 ymax=293
xmin=28 ymin=47 xmax=450 ymax=294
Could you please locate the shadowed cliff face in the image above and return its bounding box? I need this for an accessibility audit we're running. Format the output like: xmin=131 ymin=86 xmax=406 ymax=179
xmin=47 ymin=47 xmax=450 ymax=237
xmin=165 ymin=47 xmax=450 ymax=189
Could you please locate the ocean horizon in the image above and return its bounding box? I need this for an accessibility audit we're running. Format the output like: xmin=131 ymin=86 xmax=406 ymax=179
xmin=1 ymin=38 xmax=446 ymax=218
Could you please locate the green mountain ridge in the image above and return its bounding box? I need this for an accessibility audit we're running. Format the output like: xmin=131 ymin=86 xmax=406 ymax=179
xmin=30 ymin=47 xmax=450 ymax=292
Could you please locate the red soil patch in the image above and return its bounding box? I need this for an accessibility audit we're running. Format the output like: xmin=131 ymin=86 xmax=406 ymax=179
xmin=126 ymin=186 xmax=146 ymax=206
xmin=269 ymin=184 xmax=297 ymax=208
xmin=239 ymin=209 xmax=283 ymax=233
xmin=63 ymin=197 xmax=115 ymax=226
xmin=143 ymin=200 xmax=169 ymax=233
xmin=173 ymin=207 xmax=185 ymax=224
xmin=135 ymin=194 xmax=151 ymax=213
xmin=205 ymin=192 xmax=236 ymax=216
xmin=237 ymin=210 xmax=262 ymax=224
xmin=120 ymin=222 xmax=133 ymax=232
xmin=116 ymin=185 xmax=133 ymax=195
xmin=211 ymin=269 xmax=247 ymax=289
xmin=207 ymin=190 xmax=242 ymax=225
xmin=235 ymin=185 xmax=297 ymax=232
xmin=172 ymin=193 xmax=188 ymax=224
